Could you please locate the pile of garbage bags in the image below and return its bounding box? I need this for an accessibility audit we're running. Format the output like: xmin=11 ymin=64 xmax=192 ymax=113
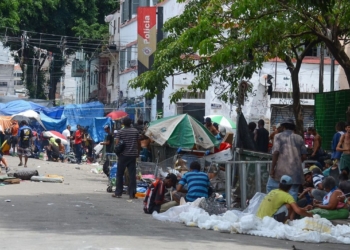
xmin=152 ymin=193 xmax=350 ymax=244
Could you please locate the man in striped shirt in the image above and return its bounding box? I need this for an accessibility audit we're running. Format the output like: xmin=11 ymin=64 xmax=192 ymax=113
xmin=112 ymin=117 xmax=140 ymax=199
xmin=173 ymin=161 xmax=210 ymax=202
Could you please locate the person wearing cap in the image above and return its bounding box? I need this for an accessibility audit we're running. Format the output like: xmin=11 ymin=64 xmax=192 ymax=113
xmin=205 ymin=117 xmax=219 ymax=136
xmin=297 ymin=168 xmax=314 ymax=207
xmin=268 ymin=119 xmax=307 ymax=201
xmin=143 ymin=173 xmax=178 ymax=214
xmin=257 ymin=175 xmax=312 ymax=222
xmin=100 ymin=125 xmax=114 ymax=177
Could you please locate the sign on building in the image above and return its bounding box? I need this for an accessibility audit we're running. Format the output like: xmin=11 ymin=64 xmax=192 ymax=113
xmin=137 ymin=7 xmax=157 ymax=75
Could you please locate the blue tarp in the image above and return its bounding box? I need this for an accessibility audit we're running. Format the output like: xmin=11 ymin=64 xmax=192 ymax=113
xmin=0 ymin=100 xmax=45 ymax=115
xmin=40 ymin=112 xmax=67 ymax=133
xmin=63 ymin=101 xmax=104 ymax=131
xmin=90 ymin=117 xmax=113 ymax=142
xmin=41 ymin=106 xmax=64 ymax=119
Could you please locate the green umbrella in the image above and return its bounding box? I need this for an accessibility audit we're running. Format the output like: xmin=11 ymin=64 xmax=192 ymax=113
xmin=206 ymin=115 xmax=236 ymax=131
xmin=146 ymin=114 xmax=219 ymax=149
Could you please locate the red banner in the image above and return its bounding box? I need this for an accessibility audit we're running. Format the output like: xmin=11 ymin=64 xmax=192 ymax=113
xmin=137 ymin=7 xmax=157 ymax=71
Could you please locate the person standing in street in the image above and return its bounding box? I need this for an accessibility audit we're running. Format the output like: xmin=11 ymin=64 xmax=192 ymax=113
xmin=10 ymin=120 xmax=19 ymax=156
xmin=254 ymin=119 xmax=269 ymax=153
xmin=268 ymin=119 xmax=307 ymax=201
xmin=62 ymin=125 xmax=71 ymax=154
xmin=113 ymin=117 xmax=140 ymax=199
xmin=17 ymin=120 xmax=33 ymax=168
xmin=336 ymin=122 xmax=350 ymax=176
xmin=74 ymin=125 xmax=83 ymax=164
xmin=100 ymin=125 xmax=114 ymax=177
xmin=331 ymin=121 xmax=346 ymax=162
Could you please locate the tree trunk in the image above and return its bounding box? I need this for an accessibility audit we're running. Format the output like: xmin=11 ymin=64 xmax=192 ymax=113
xmin=291 ymin=70 xmax=304 ymax=136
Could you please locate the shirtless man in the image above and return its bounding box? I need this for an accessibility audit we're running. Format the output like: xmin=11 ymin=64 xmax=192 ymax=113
xmin=336 ymin=122 xmax=350 ymax=175
xmin=308 ymin=127 xmax=323 ymax=164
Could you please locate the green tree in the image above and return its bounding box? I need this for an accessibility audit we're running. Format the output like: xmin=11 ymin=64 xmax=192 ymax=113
xmin=1 ymin=0 xmax=117 ymax=102
xmin=129 ymin=0 xmax=319 ymax=134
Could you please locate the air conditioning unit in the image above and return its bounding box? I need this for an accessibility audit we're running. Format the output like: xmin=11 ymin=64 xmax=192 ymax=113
xmin=129 ymin=60 xmax=137 ymax=68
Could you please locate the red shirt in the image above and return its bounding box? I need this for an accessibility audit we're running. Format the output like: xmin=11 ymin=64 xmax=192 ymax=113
xmin=75 ymin=130 xmax=82 ymax=144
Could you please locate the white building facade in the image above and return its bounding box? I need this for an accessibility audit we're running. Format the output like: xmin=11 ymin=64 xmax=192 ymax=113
xmin=113 ymin=0 xmax=345 ymax=128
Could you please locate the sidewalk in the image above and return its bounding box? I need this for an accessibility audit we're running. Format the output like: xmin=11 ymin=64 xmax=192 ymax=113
xmin=0 ymin=155 xmax=348 ymax=250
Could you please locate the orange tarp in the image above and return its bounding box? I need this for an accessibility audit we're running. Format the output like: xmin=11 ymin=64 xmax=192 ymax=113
xmin=0 ymin=116 xmax=13 ymax=131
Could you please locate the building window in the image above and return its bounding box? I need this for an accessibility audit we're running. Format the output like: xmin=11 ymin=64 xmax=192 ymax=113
xmin=14 ymin=80 xmax=23 ymax=85
xmin=127 ymin=47 xmax=132 ymax=68
xmin=0 ymin=82 xmax=7 ymax=86
xmin=120 ymin=50 xmax=126 ymax=71
xmin=182 ymin=91 xmax=205 ymax=99
xmin=14 ymin=72 xmax=23 ymax=77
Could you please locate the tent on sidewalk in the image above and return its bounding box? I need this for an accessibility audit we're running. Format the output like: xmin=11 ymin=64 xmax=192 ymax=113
xmin=0 ymin=100 xmax=44 ymax=116
xmin=11 ymin=110 xmax=46 ymax=130
xmin=0 ymin=116 xmax=13 ymax=132
xmin=40 ymin=112 xmax=67 ymax=133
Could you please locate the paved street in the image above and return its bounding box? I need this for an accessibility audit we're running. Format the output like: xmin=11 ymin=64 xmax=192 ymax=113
xmin=0 ymin=156 xmax=348 ymax=250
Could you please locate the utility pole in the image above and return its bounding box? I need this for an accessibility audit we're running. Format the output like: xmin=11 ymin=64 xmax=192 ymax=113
xmin=20 ymin=31 xmax=27 ymax=65
xmin=59 ymin=37 xmax=67 ymax=105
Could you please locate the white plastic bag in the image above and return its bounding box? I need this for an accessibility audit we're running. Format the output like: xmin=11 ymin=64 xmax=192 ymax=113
xmin=152 ymin=204 xmax=191 ymax=222
xmin=242 ymin=192 xmax=266 ymax=215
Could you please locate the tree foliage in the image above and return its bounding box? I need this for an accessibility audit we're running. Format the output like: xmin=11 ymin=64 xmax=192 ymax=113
xmin=130 ymin=0 xmax=350 ymax=133
xmin=0 ymin=0 xmax=118 ymax=102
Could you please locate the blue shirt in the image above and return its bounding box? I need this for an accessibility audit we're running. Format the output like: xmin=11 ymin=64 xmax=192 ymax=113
xmin=331 ymin=131 xmax=344 ymax=160
xmin=179 ymin=170 xmax=210 ymax=202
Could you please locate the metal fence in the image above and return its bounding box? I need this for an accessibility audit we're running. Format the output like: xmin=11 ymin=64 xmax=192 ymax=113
xmin=216 ymin=160 xmax=272 ymax=209
xmin=216 ymin=159 xmax=318 ymax=209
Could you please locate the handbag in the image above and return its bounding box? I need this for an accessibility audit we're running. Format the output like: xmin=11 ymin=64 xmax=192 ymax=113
xmin=114 ymin=139 xmax=125 ymax=156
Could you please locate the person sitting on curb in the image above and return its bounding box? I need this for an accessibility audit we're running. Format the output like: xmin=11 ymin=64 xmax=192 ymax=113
xmin=308 ymin=176 xmax=349 ymax=220
xmin=143 ymin=173 xmax=178 ymax=214
xmin=172 ymin=161 xmax=210 ymax=203
xmin=310 ymin=167 xmax=327 ymax=201
xmin=257 ymin=175 xmax=313 ymax=223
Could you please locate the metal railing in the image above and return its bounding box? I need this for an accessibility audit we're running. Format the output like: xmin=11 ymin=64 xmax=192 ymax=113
xmin=215 ymin=160 xmax=272 ymax=209
xmin=215 ymin=159 xmax=317 ymax=209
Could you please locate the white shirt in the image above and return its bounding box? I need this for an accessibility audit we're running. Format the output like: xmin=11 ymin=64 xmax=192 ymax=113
xmin=62 ymin=129 xmax=70 ymax=139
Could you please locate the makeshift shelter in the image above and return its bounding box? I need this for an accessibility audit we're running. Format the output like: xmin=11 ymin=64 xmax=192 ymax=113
xmin=11 ymin=110 xmax=46 ymax=130
xmin=90 ymin=117 xmax=113 ymax=142
xmin=63 ymin=101 xmax=104 ymax=131
xmin=40 ymin=112 xmax=67 ymax=133
xmin=0 ymin=100 xmax=44 ymax=116
xmin=41 ymin=106 xmax=64 ymax=119
xmin=0 ymin=116 xmax=12 ymax=132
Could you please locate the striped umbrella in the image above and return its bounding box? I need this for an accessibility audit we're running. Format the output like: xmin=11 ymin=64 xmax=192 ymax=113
xmin=206 ymin=115 xmax=236 ymax=131
xmin=145 ymin=114 xmax=219 ymax=149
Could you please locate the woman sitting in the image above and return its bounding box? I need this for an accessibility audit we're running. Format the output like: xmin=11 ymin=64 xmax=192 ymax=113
xmin=309 ymin=176 xmax=349 ymax=220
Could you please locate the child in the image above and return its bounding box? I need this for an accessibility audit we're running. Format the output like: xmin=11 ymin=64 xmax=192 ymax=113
xmin=324 ymin=160 xmax=340 ymax=185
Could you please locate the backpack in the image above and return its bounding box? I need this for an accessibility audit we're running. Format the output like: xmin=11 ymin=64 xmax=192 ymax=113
xmin=114 ymin=139 xmax=125 ymax=156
